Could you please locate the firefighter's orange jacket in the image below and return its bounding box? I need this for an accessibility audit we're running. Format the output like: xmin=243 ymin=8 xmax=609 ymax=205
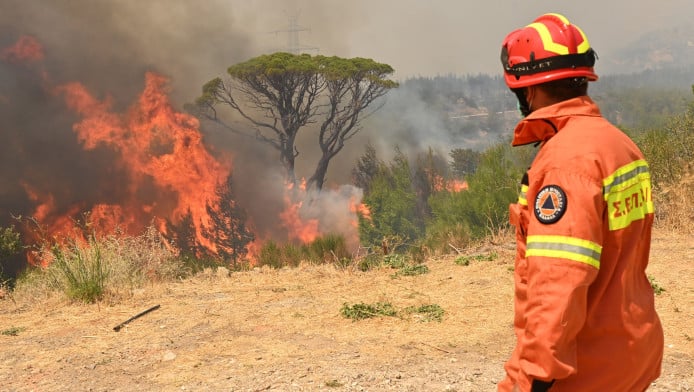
xmin=498 ymin=96 xmax=664 ymax=392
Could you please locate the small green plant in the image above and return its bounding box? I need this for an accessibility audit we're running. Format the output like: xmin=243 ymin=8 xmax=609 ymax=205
xmin=305 ymin=234 xmax=350 ymax=265
xmin=1 ymin=326 xmax=26 ymax=336
xmin=648 ymin=275 xmax=666 ymax=295
xmin=340 ymin=302 xmax=397 ymax=321
xmin=325 ymin=380 xmax=343 ymax=387
xmin=383 ymin=254 xmax=408 ymax=269
xmin=403 ymin=304 xmax=445 ymax=322
xmin=392 ymin=264 xmax=429 ymax=278
xmin=357 ymin=254 xmax=382 ymax=272
xmin=455 ymin=252 xmax=498 ymax=266
xmin=454 ymin=256 xmax=471 ymax=266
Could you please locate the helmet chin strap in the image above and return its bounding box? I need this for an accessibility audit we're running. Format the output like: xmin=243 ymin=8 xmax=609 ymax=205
xmin=512 ymin=88 xmax=532 ymax=117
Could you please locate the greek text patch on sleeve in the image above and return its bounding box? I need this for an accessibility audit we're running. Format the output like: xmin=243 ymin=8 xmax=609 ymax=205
xmin=534 ymin=185 xmax=567 ymax=224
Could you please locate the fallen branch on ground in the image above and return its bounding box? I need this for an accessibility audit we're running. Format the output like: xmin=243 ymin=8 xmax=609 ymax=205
xmin=113 ymin=305 xmax=161 ymax=332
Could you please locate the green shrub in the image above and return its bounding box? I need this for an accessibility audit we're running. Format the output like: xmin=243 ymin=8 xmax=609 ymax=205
xmin=304 ymin=234 xmax=350 ymax=264
xmin=0 ymin=226 xmax=22 ymax=260
xmin=1 ymin=327 xmax=26 ymax=336
xmin=426 ymin=142 xmax=529 ymax=251
xmin=357 ymin=254 xmax=382 ymax=272
xmin=358 ymin=148 xmax=423 ymax=252
xmin=382 ymin=254 xmax=408 ymax=269
xmin=341 ymin=302 xmax=444 ymax=322
xmin=256 ymin=235 xmax=353 ymax=269
xmin=179 ymin=254 xmax=223 ymax=275
xmin=630 ymin=88 xmax=694 ymax=230
xmin=257 ymin=240 xmax=284 ymax=269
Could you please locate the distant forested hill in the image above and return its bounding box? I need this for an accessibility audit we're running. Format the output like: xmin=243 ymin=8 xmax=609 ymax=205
xmin=371 ymin=65 xmax=692 ymax=156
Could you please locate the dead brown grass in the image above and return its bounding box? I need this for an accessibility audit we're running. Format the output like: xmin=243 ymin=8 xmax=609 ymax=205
xmin=656 ymin=168 xmax=694 ymax=234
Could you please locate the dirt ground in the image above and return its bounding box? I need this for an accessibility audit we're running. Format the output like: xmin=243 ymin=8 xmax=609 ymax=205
xmin=1 ymin=229 xmax=692 ymax=392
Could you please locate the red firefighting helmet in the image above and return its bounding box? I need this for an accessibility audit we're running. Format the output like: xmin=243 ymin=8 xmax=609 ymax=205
xmin=500 ymin=13 xmax=598 ymax=88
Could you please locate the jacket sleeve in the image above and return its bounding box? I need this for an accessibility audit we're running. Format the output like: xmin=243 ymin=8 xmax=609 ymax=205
xmin=517 ymin=169 xmax=603 ymax=388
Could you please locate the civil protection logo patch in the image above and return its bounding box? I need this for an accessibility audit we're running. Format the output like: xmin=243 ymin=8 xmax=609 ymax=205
xmin=534 ymin=185 xmax=567 ymax=224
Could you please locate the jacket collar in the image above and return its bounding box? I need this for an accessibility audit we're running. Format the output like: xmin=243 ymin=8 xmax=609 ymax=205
xmin=511 ymin=96 xmax=602 ymax=146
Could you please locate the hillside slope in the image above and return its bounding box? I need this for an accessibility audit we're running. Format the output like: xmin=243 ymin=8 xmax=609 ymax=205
xmin=0 ymin=229 xmax=691 ymax=391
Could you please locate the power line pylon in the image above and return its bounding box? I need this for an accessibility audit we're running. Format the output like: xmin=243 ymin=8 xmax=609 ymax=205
xmin=271 ymin=12 xmax=319 ymax=54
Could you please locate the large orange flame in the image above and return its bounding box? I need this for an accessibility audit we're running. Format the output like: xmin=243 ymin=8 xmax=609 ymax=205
xmin=48 ymin=72 xmax=232 ymax=255
xmin=4 ymin=35 xmax=369 ymax=267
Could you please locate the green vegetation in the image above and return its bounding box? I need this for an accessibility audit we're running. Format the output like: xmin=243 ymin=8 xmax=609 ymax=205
xmin=50 ymin=239 xmax=108 ymax=303
xmin=648 ymin=275 xmax=666 ymax=296
xmin=402 ymin=304 xmax=445 ymax=322
xmin=256 ymin=234 xmax=352 ymax=269
xmin=340 ymin=302 xmax=444 ymax=322
xmin=391 ymin=264 xmax=429 ymax=278
xmin=353 ymin=141 xmax=532 ymax=257
xmin=357 ymin=148 xmax=424 ymax=253
xmin=0 ymin=225 xmax=22 ymax=290
xmin=454 ymin=252 xmax=498 ymax=266
xmin=1 ymin=326 xmax=25 ymax=336
xmin=340 ymin=302 xmax=398 ymax=321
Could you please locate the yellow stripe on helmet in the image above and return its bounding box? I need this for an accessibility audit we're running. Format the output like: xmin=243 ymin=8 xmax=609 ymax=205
xmin=527 ymin=15 xmax=592 ymax=55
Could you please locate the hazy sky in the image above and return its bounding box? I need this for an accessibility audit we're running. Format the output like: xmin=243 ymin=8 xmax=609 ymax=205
xmin=2 ymin=0 xmax=692 ymax=101
xmin=233 ymin=0 xmax=694 ymax=79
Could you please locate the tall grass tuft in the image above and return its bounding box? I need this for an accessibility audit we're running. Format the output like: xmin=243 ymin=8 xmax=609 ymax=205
xmin=256 ymin=234 xmax=352 ymax=269
xmin=13 ymin=226 xmax=181 ymax=304
xmin=50 ymin=239 xmax=107 ymax=303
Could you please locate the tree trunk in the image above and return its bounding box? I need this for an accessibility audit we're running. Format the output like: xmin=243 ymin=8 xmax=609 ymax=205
xmin=307 ymin=155 xmax=330 ymax=191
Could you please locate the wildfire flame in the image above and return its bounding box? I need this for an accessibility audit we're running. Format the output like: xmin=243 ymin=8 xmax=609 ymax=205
xmin=54 ymin=72 xmax=231 ymax=253
xmin=431 ymin=173 xmax=469 ymax=193
xmin=349 ymin=196 xmax=372 ymax=225
xmin=280 ymin=179 xmax=321 ymax=243
xmin=3 ymin=35 xmax=367 ymax=267
xmin=1 ymin=35 xmax=44 ymax=63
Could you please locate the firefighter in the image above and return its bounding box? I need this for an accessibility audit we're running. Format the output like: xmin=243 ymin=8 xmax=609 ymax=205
xmin=497 ymin=13 xmax=664 ymax=392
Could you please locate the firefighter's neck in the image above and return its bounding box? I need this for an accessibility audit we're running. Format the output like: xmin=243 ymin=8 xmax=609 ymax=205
xmin=525 ymin=85 xmax=557 ymax=112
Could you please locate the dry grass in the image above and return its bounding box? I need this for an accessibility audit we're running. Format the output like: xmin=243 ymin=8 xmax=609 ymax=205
xmin=10 ymin=226 xmax=182 ymax=305
xmin=655 ymin=168 xmax=694 ymax=234
xmin=1 ymin=225 xmax=689 ymax=391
